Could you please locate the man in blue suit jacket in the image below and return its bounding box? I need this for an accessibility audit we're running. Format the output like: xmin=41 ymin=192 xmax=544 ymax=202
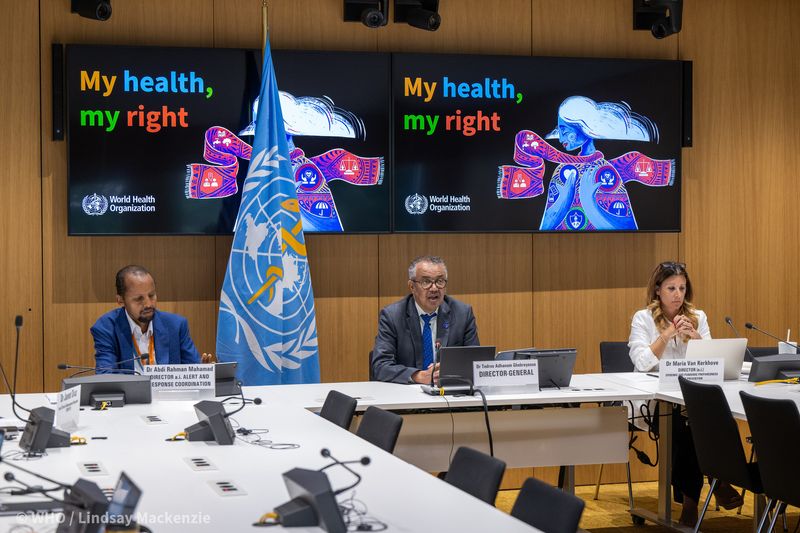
xmin=371 ymin=256 xmax=479 ymax=383
xmin=92 ymin=265 xmax=211 ymax=372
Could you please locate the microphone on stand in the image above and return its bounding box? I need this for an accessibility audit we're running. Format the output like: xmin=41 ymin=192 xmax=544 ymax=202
xmin=4 ymin=472 xmax=65 ymax=500
xmin=222 ymin=385 xmax=262 ymax=418
xmin=724 ymin=316 xmax=756 ymax=361
xmin=57 ymin=354 xmax=144 ymax=377
xmin=318 ymin=448 xmax=370 ymax=495
xmin=0 ymin=316 xmax=31 ymax=422
xmin=744 ymin=322 xmax=800 ymax=352
xmin=431 ymin=340 xmax=442 ymax=386
xmin=0 ymin=453 xmax=71 ymax=490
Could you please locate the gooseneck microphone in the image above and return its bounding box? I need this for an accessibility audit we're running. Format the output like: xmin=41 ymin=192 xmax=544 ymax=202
xmin=319 ymin=448 xmax=370 ymax=495
xmin=4 ymin=471 xmax=62 ymax=498
xmin=0 ymin=454 xmax=71 ymax=490
xmin=57 ymin=354 xmax=144 ymax=378
xmin=223 ymin=384 xmax=262 ymax=418
xmin=744 ymin=322 xmax=800 ymax=351
xmin=0 ymin=316 xmax=32 ymax=422
xmin=725 ymin=317 xmax=756 ymax=361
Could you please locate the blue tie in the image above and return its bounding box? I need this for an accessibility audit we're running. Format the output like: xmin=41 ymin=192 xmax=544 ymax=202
xmin=421 ymin=313 xmax=436 ymax=369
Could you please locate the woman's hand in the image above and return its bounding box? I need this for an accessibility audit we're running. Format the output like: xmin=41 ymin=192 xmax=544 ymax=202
xmin=673 ymin=314 xmax=699 ymax=339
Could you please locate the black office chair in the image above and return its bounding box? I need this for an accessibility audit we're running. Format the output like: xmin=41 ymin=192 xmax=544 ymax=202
xmin=319 ymin=390 xmax=357 ymax=429
xmin=745 ymin=346 xmax=779 ymax=362
xmin=599 ymin=341 xmax=635 ymax=373
xmin=355 ymin=406 xmax=403 ymax=453
xmin=511 ymin=477 xmax=585 ymax=533
xmin=678 ymin=376 xmax=763 ymax=532
xmin=444 ymin=446 xmax=506 ymax=505
xmin=594 ymin=341 xmax=636 ymax=508
xmin=740 ymin=391 xmax=800 ymax=533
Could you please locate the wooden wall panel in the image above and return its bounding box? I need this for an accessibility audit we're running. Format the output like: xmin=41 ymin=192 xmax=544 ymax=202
xmin=532 ymin=0 xmax=677 ymax=60
xmin=0 ymin=0 xmax=43 ymax=392
xmin=681 ymin=0 xmax=800 ymax=343
xmin=306 ymin=236 xmax=380 ymax=382
xmin=533 ymin=234 xmax=679 ymax=374
xmin=379 ymin=0 xmax=532 ymax=55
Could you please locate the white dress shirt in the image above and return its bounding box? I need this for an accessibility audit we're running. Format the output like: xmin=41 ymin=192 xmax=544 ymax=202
xmin=628 ymin=308 xmax=711 ymax=372
xmin=125 ymin=311 xmax=155 ymax=369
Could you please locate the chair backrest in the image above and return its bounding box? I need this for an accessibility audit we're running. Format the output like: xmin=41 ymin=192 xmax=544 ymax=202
xmin=319 ymin=390 xmax=357 ymax=429
xmin=746 ymin=346 xmax=779 ymax=361
xmin=678 ymin=376 xmax=761 ymax=492
xmin=444 ymin=446 xmax=506 ymax=505
xmin=599 ymin=342 xmax=634 ymax=373
xmin=511 ymin=477 xmax=585 ymax=533
xmin=740 ymin=391 xmax=800 ymax=507
xmin=355 ymin=406 xmax=403 ymax=453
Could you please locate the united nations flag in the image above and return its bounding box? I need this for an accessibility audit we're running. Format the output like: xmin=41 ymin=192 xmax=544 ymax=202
xmin=216 ymin=39 xmax=320 ymax=385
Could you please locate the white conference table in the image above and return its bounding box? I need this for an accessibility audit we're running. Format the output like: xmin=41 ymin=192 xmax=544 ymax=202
xmin=596 ymin=372 xmax=800 ymax=532
xmin=251 ymin=376 xmax=654 ymax=477
xmin=0 ymin=392 xmax=539 ymax=533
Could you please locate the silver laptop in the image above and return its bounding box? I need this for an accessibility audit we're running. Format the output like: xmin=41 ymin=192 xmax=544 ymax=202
xmin=421 ymin=346 xmax=496 ymax=395
xmin=685 ymin=338 xmax=747 ymax=380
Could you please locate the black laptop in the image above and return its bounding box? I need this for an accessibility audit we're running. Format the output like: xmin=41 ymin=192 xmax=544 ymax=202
xmin=421 ymin=345 xmax=496 ymax=395
xmin=512 ymin=348 xmax=577 ymax=388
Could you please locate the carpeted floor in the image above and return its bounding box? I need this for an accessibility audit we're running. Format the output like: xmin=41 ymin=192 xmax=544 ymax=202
xmin=495 ymin=481 xmax=799 ymax=532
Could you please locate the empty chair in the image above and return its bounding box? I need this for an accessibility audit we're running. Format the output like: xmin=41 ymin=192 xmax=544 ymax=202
xmin=444 ymin=446 xmax=506 ymax=505
xmin=678 ymin=376 xmax=763 ymax=532
xmin=594 ymin=341 xmax=635 ymax=509
xmin=355 ymin=406 xmax=403 ymax=453
xmin=740 ymin=391 xmax=800 ymax=533
xmin=319 ymin=390 xmax=357 ymax=429
xmin=599 ymin=341 xmax=635 ymax=372
xmin=511 ymin=477 xmax=585 ymax=533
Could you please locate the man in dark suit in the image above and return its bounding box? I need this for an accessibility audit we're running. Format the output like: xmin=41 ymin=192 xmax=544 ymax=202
xmin=371 ymin=256 xmax=479 ymax=383
xmin=91 ymin=265 xmax=213 ymax=372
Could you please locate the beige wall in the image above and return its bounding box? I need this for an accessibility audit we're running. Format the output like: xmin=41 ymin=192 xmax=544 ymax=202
xmin=2 ymin=0 xmax=798 ymax=485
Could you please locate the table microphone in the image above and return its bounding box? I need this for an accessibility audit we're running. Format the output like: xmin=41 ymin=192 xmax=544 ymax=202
xmin=0 ymin=454 xmax=71 ymax=490
xmin=0 ymin=316 xmax=32 ymax=422
xmin=222 ymin=386 xmax=263 ymax=418
xmin=58 ymin=355 xmax=144 ymax=377
xmin=431 ymin=340 xmax=441 ymax=386
xmin=724 ymin=316 xmax=756 ymax=361
xmin=318 ymin=448 xmax=370 ymax=495
xmin=744 ymin=322 xmax=800 ymax=351
xmin=4 ymin=472 xmax=65 ymax=500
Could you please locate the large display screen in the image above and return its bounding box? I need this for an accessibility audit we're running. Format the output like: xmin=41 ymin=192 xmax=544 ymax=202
xmin=66 ymin=45 xmax=686 ymax=235
xmin=393 ymin=53 xmax=683 ymax=232
xmin=66 ymin=45 xmax=391 ymax=234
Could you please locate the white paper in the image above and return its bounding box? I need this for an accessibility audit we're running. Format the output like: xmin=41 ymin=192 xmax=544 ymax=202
xmin=659 ymin=358 xmax=724 ymax=390
xmin=56 ymin=385 xmax=81 ymax=432
xmin=473 ymin=359 xmax=539 ymax=390
xmin=141 ymin=364 xmax=216 ymax=396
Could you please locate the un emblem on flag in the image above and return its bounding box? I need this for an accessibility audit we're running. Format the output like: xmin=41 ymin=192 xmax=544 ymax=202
xmin=405 ymin=193 xmax=428 ymax=215
xmin=82 ymin=193 xmax=108 ymax=216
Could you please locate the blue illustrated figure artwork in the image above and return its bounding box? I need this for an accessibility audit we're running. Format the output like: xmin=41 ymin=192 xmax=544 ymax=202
xmin=497 ymin=96 xmax=675 ymax=230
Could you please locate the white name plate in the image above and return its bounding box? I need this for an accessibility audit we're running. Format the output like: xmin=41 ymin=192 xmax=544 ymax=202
xmin=659 ymin=358 xmax=724 ymax=390
xmin=473 ymin=359 xmax=539 ymax=391
xmin=142 ymin=364 xmax=216 ymax=399
xmin=56 ymin=385 xmax=81 ymax=432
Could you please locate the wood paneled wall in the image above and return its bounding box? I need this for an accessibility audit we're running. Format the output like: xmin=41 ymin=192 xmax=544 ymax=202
xmin=2 ymin=0 xmax=798 ymax=485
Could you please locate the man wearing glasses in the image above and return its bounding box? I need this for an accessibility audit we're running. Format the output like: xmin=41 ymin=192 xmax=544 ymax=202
xmin=371 ymin=256 xmax=479 ymax=383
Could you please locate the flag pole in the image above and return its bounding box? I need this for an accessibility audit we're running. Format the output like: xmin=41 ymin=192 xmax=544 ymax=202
xmin=262 ymin=0 xmax=269 ymax=55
